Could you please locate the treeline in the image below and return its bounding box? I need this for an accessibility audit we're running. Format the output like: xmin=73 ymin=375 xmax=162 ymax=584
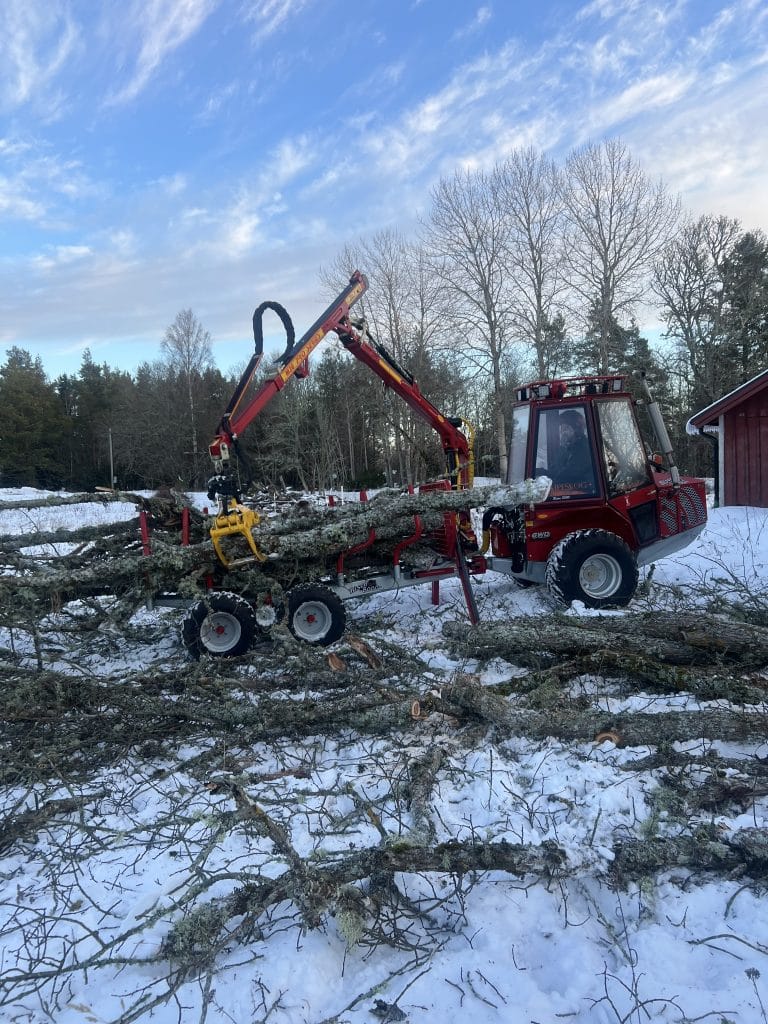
xmin=0 ymin=341 xmax=470 ymax=493
xmin=1 ymin=139 xmax=766 ymax=493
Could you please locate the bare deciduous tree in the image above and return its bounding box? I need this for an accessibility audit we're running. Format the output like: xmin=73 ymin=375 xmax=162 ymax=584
xmin=562 ymin=138 xmax=680 ymax=373
xmin=161 ymin=310 xmax=214 ymax=487
xmin=494 ymin=147 xmax=568 ymax=378
xmin=322 ymin=231 xmax=455 ymax=486
xmin=652 ymin=214 xmax=741 ymax=407
xmin=422 ymin=169 xmax=515 ymax=476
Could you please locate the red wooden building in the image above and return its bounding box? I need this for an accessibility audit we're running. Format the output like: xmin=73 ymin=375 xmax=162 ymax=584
xmin=688 ymin=368 xmax=768 ymax=507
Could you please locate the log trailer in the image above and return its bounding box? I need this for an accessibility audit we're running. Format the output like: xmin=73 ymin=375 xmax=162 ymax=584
xmin=177 ymin=272 xmax=707 ymax=658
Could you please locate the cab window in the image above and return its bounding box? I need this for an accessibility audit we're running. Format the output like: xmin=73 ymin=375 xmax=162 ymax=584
xmin=596 ymin=399 xmax=652 ymax=496
xmin=506 ymin=404 xmax=530 ymax=484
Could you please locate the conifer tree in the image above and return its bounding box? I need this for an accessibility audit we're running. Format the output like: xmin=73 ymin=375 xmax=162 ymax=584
xmin=0 ymin=348 xmax=67 ymax=487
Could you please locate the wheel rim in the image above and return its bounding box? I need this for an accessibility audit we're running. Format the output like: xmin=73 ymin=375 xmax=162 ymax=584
xmin=201 ymin=611 xmax=242 ymax=653
xmin=578 ymin=553 xmax=622 ymax=599
xmin=292 ymin=600 xmax=332 ymax=642
xmin=255 ymin=604 xmax=278 ymax=628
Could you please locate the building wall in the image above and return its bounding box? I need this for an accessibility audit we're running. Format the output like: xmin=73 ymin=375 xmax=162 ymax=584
xmin=723 ymin=390 xmax=768 ymax=507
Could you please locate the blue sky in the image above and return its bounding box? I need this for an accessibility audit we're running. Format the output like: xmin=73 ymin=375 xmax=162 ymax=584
xmin=1 ymin=0 xmax=767 ymax=379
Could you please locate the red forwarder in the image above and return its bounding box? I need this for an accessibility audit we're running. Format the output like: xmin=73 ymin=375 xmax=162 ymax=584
xmin=166 ymin=273 xmax=706 ymax=658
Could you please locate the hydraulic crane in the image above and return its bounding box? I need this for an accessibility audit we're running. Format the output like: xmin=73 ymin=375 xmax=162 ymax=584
xmin=205 ymin=271 xmax=475 ymax=566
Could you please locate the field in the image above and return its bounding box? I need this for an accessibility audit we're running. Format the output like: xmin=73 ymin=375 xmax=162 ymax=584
xmin=1 ymin=489 xmax=768 ymax=1024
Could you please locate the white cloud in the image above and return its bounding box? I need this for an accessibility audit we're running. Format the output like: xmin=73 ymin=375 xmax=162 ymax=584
xmin=242 ymin=0 xmax=315 ymax=44
xmin=577 ymin=0 xmax=681 ymax=23
xmin=108 ymin=230 xmax=138 ymax=257
xmin=360 ymin=41 xmax=540 ymax=176
xmin=107 ymin=0 xmax=218 ymax=105
xmin=199 ymin=81 xmax=240 ymax=121
xmin=226 ymin=201 xmax=262 ymax=256
xmin=209 ymin=135 xmax=315 ymax=256
xmin=181 ymin=207 xmax=210 ymax=221
xmin=345 ymin=61 xmax=405 ymax=107
xmin=628 ymin=69 xmax=768 ymax=228
xmin=588 ymin=70 xmax=696 ymax=130
xmin=0 ymin=180 xmax=45 ymax=221
xmin=566 ymin=33 xmax=640 ymax=77
xmin=0 ymin=142 xmax=94 ymax=225
xmin=0 ymin=2 xmax=79 ymax=114
xmin=155 ymin=173 xmax=188 ymax=196
xmin=453 ymin=5 xmax=493 ymax=40
xmin=31 ymin=244 xmax=92 ymax=271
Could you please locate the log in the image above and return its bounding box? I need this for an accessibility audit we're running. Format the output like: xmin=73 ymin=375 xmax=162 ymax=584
xmin=0 ymin=491 xmax=139 ymax=511
xmin=0 ymin=520 xmax=138 ymax=556
xmin=253 ymin=478 xmax=550 ymax=562
xmin=227 ymin=828 xmax=768 ymax=906
xmin=258 ymin=479 xmax=549 ymax=539
xmin=435 ymin=678 xmax=768 ymax=745
xmin=489 ymin=658 xmax=768 ymax=707
xmin=0 ymin=539 xmax=212 ymax=609
xmin=443 ymin=613 xmax=768 ymax=670
xmin=168 ymin=826 xmax=768 ymax=965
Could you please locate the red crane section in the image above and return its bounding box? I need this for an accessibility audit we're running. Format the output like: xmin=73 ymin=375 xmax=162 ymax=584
xmin=334 ymin=315 xmax=474 ymax=489
xmin=208 ymin=271 xmax=473 ymax=491
xmin=209 ymin=271 xmax=368 ymax=473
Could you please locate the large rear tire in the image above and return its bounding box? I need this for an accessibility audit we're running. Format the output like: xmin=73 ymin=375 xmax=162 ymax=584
xmin=286 ymin=584 xmax=346 ymax=646
xmin=545 ymin=530 xmax=638 ymax=609
xmin=181 ymin=591 xmax=258 ymax=659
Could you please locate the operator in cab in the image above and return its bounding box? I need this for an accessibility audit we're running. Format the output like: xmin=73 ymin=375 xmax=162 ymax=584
xmin=549 ymin=408 xmax=595 ymax=493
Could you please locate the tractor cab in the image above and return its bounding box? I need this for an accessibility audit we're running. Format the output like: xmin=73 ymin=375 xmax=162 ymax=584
xmin=485 ymin=374 xmax=708 ymax=606
xmin=509 ymin=376 xmax=653 ymax=504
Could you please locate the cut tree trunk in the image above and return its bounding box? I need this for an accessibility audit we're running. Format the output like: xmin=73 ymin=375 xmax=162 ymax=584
xmin=442 ymin=614 xmax=768 ymax=670
xmin=434 ymin=678 xmax=768 ymax=745
xmin=168 ymin=825 xmax=768 ymax=965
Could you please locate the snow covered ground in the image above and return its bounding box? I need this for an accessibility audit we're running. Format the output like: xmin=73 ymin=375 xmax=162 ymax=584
xmin=1 ymin=489 xmax=768 ymax=1024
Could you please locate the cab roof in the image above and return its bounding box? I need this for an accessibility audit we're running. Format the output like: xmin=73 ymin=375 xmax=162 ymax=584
xmin=516 ymin=375 xmax=629 ymax=402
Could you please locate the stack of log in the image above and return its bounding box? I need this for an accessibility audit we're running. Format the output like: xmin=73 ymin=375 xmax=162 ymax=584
xmin=0 ymin=479 xmax=548 ymax=617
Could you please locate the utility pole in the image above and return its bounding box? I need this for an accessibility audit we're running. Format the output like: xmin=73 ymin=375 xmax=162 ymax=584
xmin=108 ymin=427 xmax=116 ymax=488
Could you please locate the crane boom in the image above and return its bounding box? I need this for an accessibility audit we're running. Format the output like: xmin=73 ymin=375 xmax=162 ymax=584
xmin=209 ymin=271 xmax=368 ymax=475
xmin=205 ymin=271 xmax=474 ymax=566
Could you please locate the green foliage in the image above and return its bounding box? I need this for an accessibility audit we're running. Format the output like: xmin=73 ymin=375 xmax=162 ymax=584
xmin=56 ymin=351 xmax=135 ymax=490
xmin=0 ymin=347 xmax=68 ymax=487
xmin=720 ymin=230 xmax=768 ymax=384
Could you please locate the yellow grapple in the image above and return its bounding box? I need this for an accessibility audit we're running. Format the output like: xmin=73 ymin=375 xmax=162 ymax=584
xmin=210 ymin=501 xmax=267 ymax=568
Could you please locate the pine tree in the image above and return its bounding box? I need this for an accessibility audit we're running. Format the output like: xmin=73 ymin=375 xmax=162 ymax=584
xmin=56 ymin=352 xmax=137 ymax=490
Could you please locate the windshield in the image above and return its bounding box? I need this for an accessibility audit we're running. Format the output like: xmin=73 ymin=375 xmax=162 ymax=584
xmin=533 ymin=404 xmax=599 ymax=499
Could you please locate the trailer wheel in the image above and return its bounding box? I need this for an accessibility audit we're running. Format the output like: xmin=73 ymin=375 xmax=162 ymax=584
xmin=546 ymin=530 xmax=638 ymax=609
xmin=287 ymin=584 xmax=346 ymax=646
xmin=181 ymin=591 xmax=258 ymax=658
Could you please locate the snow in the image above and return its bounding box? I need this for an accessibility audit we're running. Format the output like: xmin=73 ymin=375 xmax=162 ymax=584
xmin=1 ymin=489 xmax=768 ymax=1024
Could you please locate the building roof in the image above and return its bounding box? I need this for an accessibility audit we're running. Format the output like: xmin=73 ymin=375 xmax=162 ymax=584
xmin=687 ymin=368 xmax=768 ymax=433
